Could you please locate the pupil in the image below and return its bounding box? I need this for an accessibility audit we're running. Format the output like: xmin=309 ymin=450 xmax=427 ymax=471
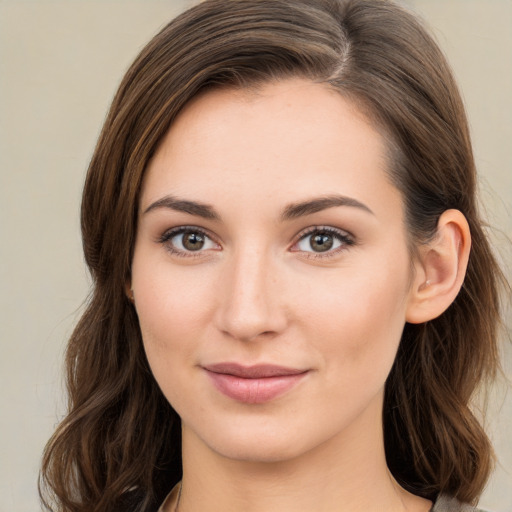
xmin=183 ymin=232 xmax=204 ymax=251
xmin=311 ymin=233 xmax=333 ymax=252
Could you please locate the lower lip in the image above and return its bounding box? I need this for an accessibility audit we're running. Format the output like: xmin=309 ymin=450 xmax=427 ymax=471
xmin=205 ymin=371 xmax=307 ymax=404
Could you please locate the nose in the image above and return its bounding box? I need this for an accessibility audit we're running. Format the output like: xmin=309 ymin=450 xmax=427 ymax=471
xmin=214 ymin=245 xmax=288 ymax=342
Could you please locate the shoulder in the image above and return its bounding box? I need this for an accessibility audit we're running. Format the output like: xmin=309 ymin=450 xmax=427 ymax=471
xmin=431 ymin=494 xmax=489 ymax=512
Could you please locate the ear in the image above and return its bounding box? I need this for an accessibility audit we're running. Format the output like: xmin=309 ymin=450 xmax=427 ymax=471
xmin=406 ymin=209 xmax=471 ymax=324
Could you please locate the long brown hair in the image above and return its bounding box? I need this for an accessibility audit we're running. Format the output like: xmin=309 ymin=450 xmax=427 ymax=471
xmin=40 ymin=1 xmax=506 ymax=510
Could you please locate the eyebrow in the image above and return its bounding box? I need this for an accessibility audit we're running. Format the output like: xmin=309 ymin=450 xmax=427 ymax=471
xmin=281 ymin=194 xmax=374 ymax=220
xmin=143 ymin=194 xmax=374 ymax=221
xmin=144 ymin=196 xmax=221 ymax=220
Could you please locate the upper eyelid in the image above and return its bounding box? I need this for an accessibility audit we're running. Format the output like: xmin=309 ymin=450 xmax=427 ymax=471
xmin=159 ymin=225 xmax=219 ymax=242
xmin=159 ymin=225 xmax=352 ymax=243
xmin=294 ymin=225 xmax=354 ymax=240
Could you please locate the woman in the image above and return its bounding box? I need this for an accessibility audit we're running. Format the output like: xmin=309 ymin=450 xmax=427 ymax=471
xmin=40 ymin=1 xmax=507 ymax=511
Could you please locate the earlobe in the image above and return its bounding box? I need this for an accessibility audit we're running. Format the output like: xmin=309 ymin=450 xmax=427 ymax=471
xmin=125 ymin=281 xmax=135 ymax=303
xmin=406 ymin=209 xmax=471 ymax=324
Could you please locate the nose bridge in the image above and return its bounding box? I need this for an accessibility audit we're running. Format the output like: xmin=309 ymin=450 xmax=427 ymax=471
xmin=216 ymin=241 xmax=285 ymax=341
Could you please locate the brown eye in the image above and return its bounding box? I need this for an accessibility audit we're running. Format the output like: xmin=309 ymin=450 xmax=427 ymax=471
xmin=182 ymin=231 xmax=205 ymax=251
xmin=310 ymin=233 xmax=334 ymax=252
xmin=159 ymin=227 xmax=219 ymax=257
xmin=293 ymin=227 xmax=354 ymax=258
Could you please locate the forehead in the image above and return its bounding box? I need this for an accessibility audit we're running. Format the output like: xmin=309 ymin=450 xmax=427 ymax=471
xmin=141 ymin=79 xmax=401 ymax=223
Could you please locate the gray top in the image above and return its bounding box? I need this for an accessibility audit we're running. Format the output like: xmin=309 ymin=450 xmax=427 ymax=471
xmin=158 ymin=487 xmax=487 ymax=511
xmin=431 ymin=494 xmax=486 ymax=512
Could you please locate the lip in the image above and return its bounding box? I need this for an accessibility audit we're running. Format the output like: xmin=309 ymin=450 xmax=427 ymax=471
xmin=203 ymin=363 xmax=309 ymax=404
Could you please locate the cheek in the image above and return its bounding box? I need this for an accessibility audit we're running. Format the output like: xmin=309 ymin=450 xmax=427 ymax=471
xmin=132 ymin=263 xmax=220 ymax=412
xmin=132 ymin=257 xmax=218 ymax=371
xmin=294 ymin=259 xmax=410 ymax=380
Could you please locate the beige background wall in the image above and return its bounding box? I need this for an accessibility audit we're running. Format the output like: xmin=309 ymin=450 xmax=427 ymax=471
xmin=0 ymin=1 xmax=510 ymax=511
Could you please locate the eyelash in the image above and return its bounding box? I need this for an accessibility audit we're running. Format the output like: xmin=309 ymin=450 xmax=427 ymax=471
xmin=157 ymin=225 xmax=355 ymax=260
xmin=292 ymin=226 xmax=355 ymax=260
xmin=158 ymin=226 xmax=218 ymax=259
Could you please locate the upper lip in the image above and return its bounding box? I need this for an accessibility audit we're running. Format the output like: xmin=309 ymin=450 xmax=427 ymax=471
xmin=203 ymin=363 xmax=308 ymax=379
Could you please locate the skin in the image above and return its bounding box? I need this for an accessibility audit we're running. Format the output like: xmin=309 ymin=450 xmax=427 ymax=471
xmin=130 ymin=79 xmax=468 ymax=512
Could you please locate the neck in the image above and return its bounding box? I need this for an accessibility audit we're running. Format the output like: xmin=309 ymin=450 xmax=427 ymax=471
xmin=174 ymin=394 xmax=431 ymax=512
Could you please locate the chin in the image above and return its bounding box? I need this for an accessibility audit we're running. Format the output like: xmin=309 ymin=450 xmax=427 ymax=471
xmin=211 ymin=437 xmax=309 ymax=465
xmin=184 ymin=413 xmax=343 ymax=466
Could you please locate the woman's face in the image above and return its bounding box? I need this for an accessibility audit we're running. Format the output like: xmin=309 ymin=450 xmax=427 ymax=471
xmin=131 ymin=79 xmax=419 ymax=463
